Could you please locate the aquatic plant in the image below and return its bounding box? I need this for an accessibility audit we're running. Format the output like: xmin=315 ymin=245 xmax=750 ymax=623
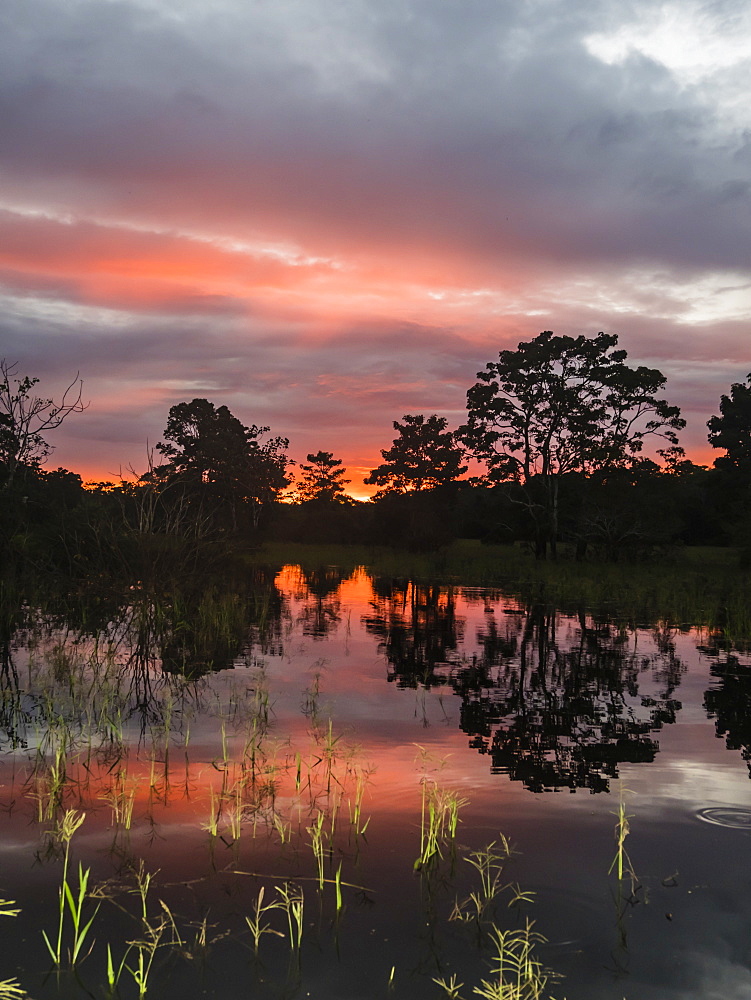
xmin=307 ymin=809 xmax=327 ymax=890
xmin=111 ymin=862 xmax=178 ymax=998
xmin=415 ymin=778 xmax=468 ymax=870
xmin=334 ymin=861 xmax=343 ymax=913
xmin=0 ymin=901 xmax=27 ymax=1000
xmin=0 ymin=980 xmax=27 ymax=1000
xmin=347 ymin=762 xmax=372 ymax=836
xmin=41 ymin=809 xmax=99 ymax=968
xmin=609 ymin=784 xmax=637 ymax=887
xmin=450 ymin=837 xmax=533 ymax=924
xmin=245 ymin=885 xmax=284 ymax=954
xmin=432 ymin=973 xmax=464 ymax=999
xmin=276 ymin=882 xmax=304 ymax=950
xmin=100 ymin=767 xmax=138 ymax=831
xmin=475 ymin=920 xmax=552 ymax=1000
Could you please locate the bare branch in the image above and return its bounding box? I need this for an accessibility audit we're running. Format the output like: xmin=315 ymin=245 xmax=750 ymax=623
xmin=0 ymin=359 xmax=87 ymax=489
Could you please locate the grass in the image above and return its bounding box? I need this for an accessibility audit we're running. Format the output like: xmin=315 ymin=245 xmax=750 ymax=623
xmin=276 ymin=882 xmax=304 ymax=950
xmin=415 ymin=780 xmax=467 ymax=870
xmin=307 ymin=809 xmax=327 ymax=890
xmin=437 ymin=835 xmax=558 ymax=1000
xmin=450 ymin=837 xmax=534 ymax=924
xmin=0 ymin=901 xmax=27 ymax=1000
xmin=41 ymin=809 xmax=97 ymax=969
xmin=474 ymin=920 xmax=553 ymax=1000
xmin=245 ymin=886 xmax=284 ymax=954
xmin=609 ymin=784 xmax=637 ymax=887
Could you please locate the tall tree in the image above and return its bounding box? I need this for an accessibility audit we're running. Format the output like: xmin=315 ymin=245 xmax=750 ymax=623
xmin=365 ymin=414 xmax=467 ymax=496
xmin=0 ymin=359 xmax=86 ymax=490
xmin=707 ymin=373 xmax=751 ymax=473
xmin=152 ymin=398 xmax=290 ymax=530
xmin=295 ymin=451 xmax=351 ymax=502
xmin=458 ymin=332 xmax=684 ymax=557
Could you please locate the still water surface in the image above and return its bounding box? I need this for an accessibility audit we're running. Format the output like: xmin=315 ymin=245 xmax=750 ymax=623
xmin=1 ymin=564 xmax=750 ymax=999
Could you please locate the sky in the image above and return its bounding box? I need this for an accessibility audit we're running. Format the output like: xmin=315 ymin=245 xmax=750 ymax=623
xmin=0 ymin=0 xmax=749 ymax=497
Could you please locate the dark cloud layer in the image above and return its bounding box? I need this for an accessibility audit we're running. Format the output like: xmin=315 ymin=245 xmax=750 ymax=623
xmin=0 ymin=0 xmax=748 ymax=488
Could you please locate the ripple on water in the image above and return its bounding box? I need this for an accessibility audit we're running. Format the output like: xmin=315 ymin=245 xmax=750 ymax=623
xmin=697 ymin=806 xmax=751 ymax=829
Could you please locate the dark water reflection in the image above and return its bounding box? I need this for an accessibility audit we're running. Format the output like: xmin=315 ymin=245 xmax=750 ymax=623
xmin=364 ymin=580 xmax=687 ymax=793
xmin=1 ymin=563 xmax=751 ymax=1000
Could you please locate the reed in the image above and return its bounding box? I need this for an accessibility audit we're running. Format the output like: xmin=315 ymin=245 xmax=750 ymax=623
xmin=609 ymin=784 xmax=637 ymax=887
xmin=450 ymin=837 xmax=529 ymax=923
xmin=276 ymin=882 xmax=304 ymax=950
xmin=307 ymin=810 xmax=327 ymax=890
xmin=415 ymin=780 xmax=468 ymax=870
xmin=245 ymin=886 xmax=283 ymax=954
xmin=41 ymin=809 xmax=99 ymax=969
xmin=0 ymin=902 xmax=26 ymax=1000
xmin=474 ymin=920 xmax=552 ymax=1000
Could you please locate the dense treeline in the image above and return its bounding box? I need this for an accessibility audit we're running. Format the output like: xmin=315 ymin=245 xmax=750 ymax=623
xmin=1 ymin=334 xmax=750 ymax=581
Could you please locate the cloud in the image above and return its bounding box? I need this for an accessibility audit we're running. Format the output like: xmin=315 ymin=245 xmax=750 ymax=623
xmin=0 ymin=0 xmax=749 ymax=488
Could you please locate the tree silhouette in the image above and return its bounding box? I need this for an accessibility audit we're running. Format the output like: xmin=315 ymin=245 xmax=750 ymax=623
xmin=151 ymin=398 xmax=290 ymax=531
xmin=292 ymin=565 xmax=349 ymax=638
xmin=0 ymin=360 xmax=86 ymax=490
xmin=295 ymin=451 xmax=351 ymax=502
xmin=708 ymin=373 xmax=751 ymax=473
xmin=703 ymin=643 xmax=751 ymax=775
xmin=365 ymin=414 xmax=467 ymax=496
xmin=459 ymin=332 xmax=684 ymax=557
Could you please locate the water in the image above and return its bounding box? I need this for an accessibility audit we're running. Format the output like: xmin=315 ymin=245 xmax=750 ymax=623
xmin=1 ymin=563 xmax=750 ymax=999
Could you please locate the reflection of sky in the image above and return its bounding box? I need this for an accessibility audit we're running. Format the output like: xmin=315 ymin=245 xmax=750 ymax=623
xmin=2 ymin=569 xmax=751 ymax=997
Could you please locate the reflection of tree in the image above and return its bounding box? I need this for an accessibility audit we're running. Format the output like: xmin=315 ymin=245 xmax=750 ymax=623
xmin=0 ymin=612 xmax=28 ymax=749
xmin=160 ymin=569 xmax=286 ymax=672
xmin=363 ymin=580 xmax=464 ymax=687
xmin=289 ymin=565 xmax=348 ymax=639
xmin=369 ymin=580 xmax=685 ymax=793
xmin=0 ymin=569 xmax=289 ymax=747
xmin=703 ymin=642 xmax=751 ymax=774
xmin=456 ymin=606 xmax=683 ymax=792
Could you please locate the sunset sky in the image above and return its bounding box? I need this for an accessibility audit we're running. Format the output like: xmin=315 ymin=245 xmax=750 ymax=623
xmin=1 ymin=0 xmax=749 ymax=496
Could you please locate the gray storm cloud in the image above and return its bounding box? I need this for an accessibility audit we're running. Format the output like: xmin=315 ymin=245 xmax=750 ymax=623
xmin=0 ymin=0 xmax=749 ymax=482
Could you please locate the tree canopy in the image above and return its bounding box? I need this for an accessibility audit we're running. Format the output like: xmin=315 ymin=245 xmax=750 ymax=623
xmin=707 ymin=373 xmax=751 ymax=473
xmin=458 ymin=332 xmax=685 ymax=555
xmin=151 ymin=398 xmax=290 ymax=530
xmin=365 ymin=414 xmax=467 ymax=496
xmin=0 ymin=359 xmax=86 ymax=490
xmin=294 ymin=451 xmax=351 ymax=503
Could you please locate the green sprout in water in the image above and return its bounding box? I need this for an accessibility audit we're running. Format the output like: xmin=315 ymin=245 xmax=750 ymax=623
xmin=609 ymin=784 xmax=638 ymax=889
xmin=42 ymin=809 xmax=99 ymax=969
xmin=0 ymin=901 xmax=27 ymax=1000
xmin=245 ymin=885 xmax=284 ymax=954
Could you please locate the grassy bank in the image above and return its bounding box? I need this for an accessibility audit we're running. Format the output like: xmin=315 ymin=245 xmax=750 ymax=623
xmin=251 ymin=540 xmax=751 ymax=638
